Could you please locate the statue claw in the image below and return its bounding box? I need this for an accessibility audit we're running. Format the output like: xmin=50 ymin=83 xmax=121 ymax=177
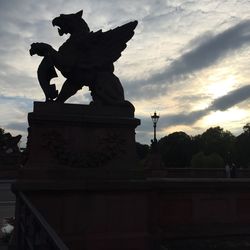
xmin=49 ymin=84 xmax=58 ymax=99
xmin=44 ymin=84 xmax=58 ymax=102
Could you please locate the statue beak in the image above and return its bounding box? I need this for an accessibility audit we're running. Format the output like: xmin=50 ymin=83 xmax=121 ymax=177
xmin=52 ymin=18 xmax=57 ymax=27
xmin=52 ymin=17 xmax=60 ymax=27
xmin=52 ymin=17 xmax=64 ymax=36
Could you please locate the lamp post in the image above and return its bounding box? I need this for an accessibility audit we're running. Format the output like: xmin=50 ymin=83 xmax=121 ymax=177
xmin=151 ymin=111 xmax=160 ymax=143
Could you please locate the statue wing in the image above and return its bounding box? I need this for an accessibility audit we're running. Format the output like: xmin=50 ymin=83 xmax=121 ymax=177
xmin=78 ymin=21 xmax=138 ymax=68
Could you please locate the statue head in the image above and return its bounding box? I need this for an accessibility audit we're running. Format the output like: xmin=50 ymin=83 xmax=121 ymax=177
xmin=52 ymin=10 xmax=90 ymax=36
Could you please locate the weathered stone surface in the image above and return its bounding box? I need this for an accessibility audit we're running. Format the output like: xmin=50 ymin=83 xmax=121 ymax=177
xmin=21 ymin=102 xmax=140 ymax=178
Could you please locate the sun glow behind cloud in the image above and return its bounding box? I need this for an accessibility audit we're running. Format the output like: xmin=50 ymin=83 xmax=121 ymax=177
xmin=206 ymin=74 xmax=237 ymax=98
xmin=205 ymin=107 xmax=247 ymax=124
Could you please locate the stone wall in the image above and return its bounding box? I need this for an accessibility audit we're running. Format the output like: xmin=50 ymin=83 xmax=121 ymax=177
xmin=13 ymin=178 xmax=250 ymax=250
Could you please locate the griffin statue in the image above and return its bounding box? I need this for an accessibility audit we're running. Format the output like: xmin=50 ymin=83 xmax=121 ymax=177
xmin=29 ymin=10 xmax=138 ymax=105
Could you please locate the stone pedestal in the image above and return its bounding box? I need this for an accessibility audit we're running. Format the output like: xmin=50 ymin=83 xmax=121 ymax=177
xmin=20 ymin=102 xmax=140 ymax=179
xmin=13 ymin=102 xmax=151 ymax=250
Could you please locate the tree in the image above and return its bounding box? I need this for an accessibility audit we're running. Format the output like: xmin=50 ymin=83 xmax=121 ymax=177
xmin=0 ymin=128 xmax=22 ymax=169
xmin=235 ymin=123 xmax=250 ymax=168
xmin=243 ymin=123 xmax=250 ymax=134
xmin=158 ymin=131 xmax=194 ymax=167
xmin=135 ymin=142 xmax=150 ymax=160
xmin=191 ymin=152 xmax=224 ymax=168
xmin=0 ymin=128 xmax=4 ymax=136
xmin=198 ymin=126 xmax=235 ymax=161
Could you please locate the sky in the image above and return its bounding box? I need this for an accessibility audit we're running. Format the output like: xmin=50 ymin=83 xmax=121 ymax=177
xmin=1 ymin=0 xmax=250 ymax=146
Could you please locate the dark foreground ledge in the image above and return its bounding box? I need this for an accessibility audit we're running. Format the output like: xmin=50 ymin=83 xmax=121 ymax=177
xmin=12 ymin=177 xmax=250 ymax=192
xmin=11 ymin=177 xmax=250 ymax=249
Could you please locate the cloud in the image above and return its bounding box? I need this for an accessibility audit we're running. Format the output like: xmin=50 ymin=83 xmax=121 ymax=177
xmin=167 ymin=20 xmax=250 ymax=76
xmin=0 ymin=94 xmax=34 ymax=105
xmin=210 ymin=84 xmax=250 ymax=111
xmin=159 ymin=109 xmax=210 ymax=127
xmin=157 ymin=84 xmax=250 ymax=127
xmin=0 ymin=95 xmax=33 ymax=134
xmin=137 ymin=108 xmax=208 ymax=132
xmin=5 ymin=122 xmax=28 ymax=133
xmin=127 ymin=19 xmax=250 ymax=99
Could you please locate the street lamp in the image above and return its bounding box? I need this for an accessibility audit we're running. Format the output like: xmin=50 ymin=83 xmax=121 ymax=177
xmin=151 ymin=111 xmax=160 ymax=143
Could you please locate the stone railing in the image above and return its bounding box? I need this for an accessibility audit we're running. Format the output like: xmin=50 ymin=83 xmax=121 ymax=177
xmin=146 ymin=168 xmax=250 ymax=178
xmin=15 ymin=191 xmax=69 ymax=250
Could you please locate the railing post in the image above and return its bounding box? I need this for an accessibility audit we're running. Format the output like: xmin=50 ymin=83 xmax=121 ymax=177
xmin=14 ymin=191 xmax=69 ymax=250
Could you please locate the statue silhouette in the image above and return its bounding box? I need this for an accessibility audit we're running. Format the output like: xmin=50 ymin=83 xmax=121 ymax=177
xmin=30 ymin=10 xmax=138 ymax=105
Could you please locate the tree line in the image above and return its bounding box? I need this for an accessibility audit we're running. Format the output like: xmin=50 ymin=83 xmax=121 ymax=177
xmin=1 ymin=124 xmax=250 ymax=169
xmin=136 ymin=123 xmax=250 ymax=168
xmin=0 ymin=128 xmax=22 ymax=169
